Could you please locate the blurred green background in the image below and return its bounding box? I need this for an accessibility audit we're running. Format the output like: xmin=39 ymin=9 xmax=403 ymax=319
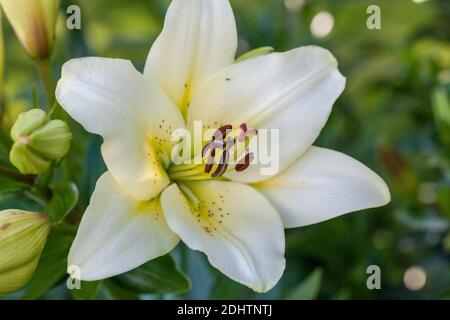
xmin=0 ymin=0 xmax=449 ymax=299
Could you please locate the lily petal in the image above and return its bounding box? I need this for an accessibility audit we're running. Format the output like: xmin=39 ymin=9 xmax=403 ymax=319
xmin=144 ymin=0 xmax=237 ymax=115
xmin=56 ymin=57 xmax=185 ymax=201
xmin=161 ymin=181 xmax=285 ymax=293
xmin=255 ymin=146 xmax=391 ymax=228
xmin=188 ymin=46 xmax=346 ymax=183
xmin=68 ymin=172 xmax=179 ymax=281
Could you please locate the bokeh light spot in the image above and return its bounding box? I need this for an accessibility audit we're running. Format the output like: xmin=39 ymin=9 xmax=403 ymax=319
xmin=284 ymin=0 xmax=304 ymax=13
xmin=310 ymin=11 xmax=334 ymax=38
xmin=403 ymin=266 xmax=427 ymax=291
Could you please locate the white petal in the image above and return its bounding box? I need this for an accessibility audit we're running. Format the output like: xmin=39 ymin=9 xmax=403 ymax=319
xmin=56 ymin=57 xmax=185 ymax=201
xmin=144 ymin=0 xmax=237 ymax=114
xmin=255 ymin=146 xmax=391 ymax=228
xmin=161 ymin=181 xmax=285 ymax=292
xmin=188 ymin=46 xmax=346 ymax=183
xmin=68 ymin=172 xmax=179 ymax=281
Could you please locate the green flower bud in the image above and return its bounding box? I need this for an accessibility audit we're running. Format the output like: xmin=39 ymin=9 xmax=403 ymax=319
xmin=29 ymin=120 xmax=72 ymax=160
xmin=10 ymin=109 xmax=47 ymax=141
xmin=9 ymin=108 xmax=72 ymax=175
xmin=10 ymin=142 xmax=51 ymax=174
xmin=0 ymin=0 xmax=60 ymax=60
xmin=0 ymin=210 xmax=51 ymax=295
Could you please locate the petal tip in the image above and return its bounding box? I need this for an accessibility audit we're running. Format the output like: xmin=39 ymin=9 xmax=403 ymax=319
xmin=250 ymin=257 xmax=286 ymax=293
xmin=378 ymin=178 xmax=392 ymax=206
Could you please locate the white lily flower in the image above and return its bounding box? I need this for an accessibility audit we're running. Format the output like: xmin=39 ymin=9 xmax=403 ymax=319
xmin=56 ymin=0 xmax=390 ymax=293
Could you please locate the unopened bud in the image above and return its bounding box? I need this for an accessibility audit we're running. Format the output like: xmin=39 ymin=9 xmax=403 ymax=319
xmin=10 ymin=108 xmax=72 ymax=174
xmin=0 ymin=210 xmax=51 ymax=295
xmin=0 ymin=0 xmax=59 ymax=60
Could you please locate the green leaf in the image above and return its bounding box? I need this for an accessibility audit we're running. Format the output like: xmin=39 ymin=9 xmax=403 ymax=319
xmin=71 ymin=281 xmax=102 ymax=300
xmin=235 ymin=46 xmax=274 ymax=62
xmin=48 ymin=101 xmax=68 ymax=121
xmin=211 ymin=273 xmax=251 ymax=300
xmin=437 ymin=186 xmax=450 ymax=219
xmin=112 ymin=254 xmax=191 ymax=294
xmin=45 ymin=182 xmax=79 ymax=222
xmin=0 ymin=191 xmax=44 ymax=212
xmin=285 ymin=268 xmax=323 ymax=300
xmin=0 ymin=129 xmax=12 ymax=153
xmin=432 ymin=88 xmax=450 ymax=125
xmin=23 ymin=228 xmax=74 ymax=299
xmin=97 ymin=280 xmax=141 ymax=300
xmin=0 ymin=175 xmax=30 ymax=195
xmin=432 ymin=88 xmax=450 ymax=147
xmin=0 ymin=156 xmax=15 ymax=170
xmin=80 ymin=136 xmax=106 ymax=206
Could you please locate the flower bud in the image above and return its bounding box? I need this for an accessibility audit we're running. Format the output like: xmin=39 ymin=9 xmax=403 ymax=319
xmin=10 ymin=108 xmax=72 ymax=175
xmin=10 ymin=109 xmax=47 ymax=141
xmin=0 ymin=0 xmax=59 ymax=60
xmin=29 ymin=119 xmax=73 ymax=160
xmin=0 ymin=210 xmax=51 ymax=295
xmin=0 ymin=12 xmax=4 ymax=109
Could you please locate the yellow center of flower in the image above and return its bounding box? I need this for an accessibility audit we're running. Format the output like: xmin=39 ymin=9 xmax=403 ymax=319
xmin=167 ymin=123 xmax=257 ymax=182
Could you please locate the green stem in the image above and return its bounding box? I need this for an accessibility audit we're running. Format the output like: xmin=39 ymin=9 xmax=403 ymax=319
xmin=0 ymin=166 xmax=35 ymax=185
xmin=31 ymin=84 xmax=39 ymax=108
xmin=35 ymin=58 xmax=55 ymax=106
xmin=35 ymin=161 xmax=55 ymax=194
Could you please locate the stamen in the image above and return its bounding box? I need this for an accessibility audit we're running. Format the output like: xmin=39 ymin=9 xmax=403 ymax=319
xmin=212 ymin=152 xmax=228 ymax=177
xmin=238 ymin=123 xmax=258 ymax=143
xmin=204 ymin=163 xmax=214 ymax=174
xmin=235 ymin=152 xmax=254 ymax=172
xmin=158 ymin=152 xmax=171 ymax=170
xmin=215 ymin=125 xmax=233 ymax=140
xmin=211 ymin=137 xmax=235 ymax=177
xmin=178 ymin=182 xmax=200 ymax=210
xmin=203 ymin=141 xmax=223 ymax=173
xmin=202 ymin=123 xmax=257 ymax=176
xmin=202 ymin=140 xmax=224 ymax=158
